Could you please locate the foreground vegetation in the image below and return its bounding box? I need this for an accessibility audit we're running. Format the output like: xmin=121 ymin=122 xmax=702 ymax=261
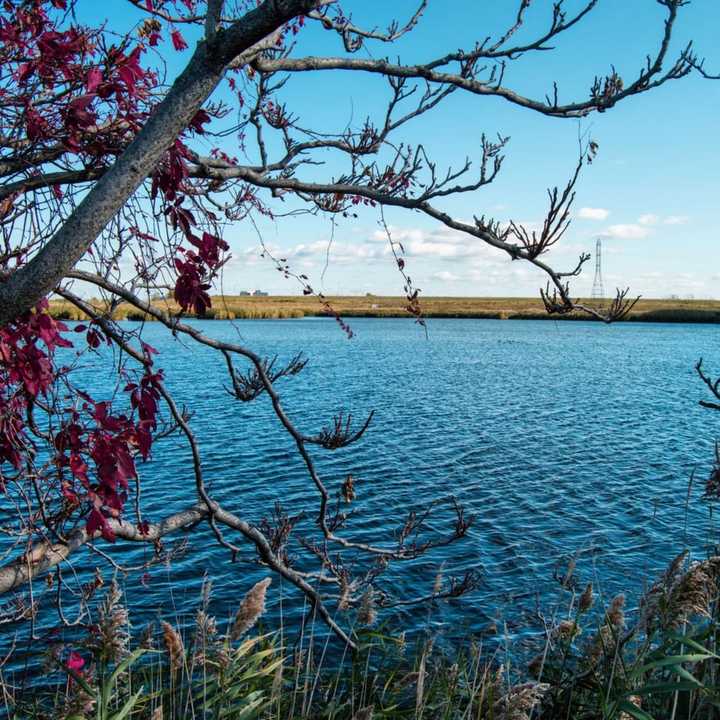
xmin=7 ymin=551 xmax=719 ymax=720
xmin=48 ymin=296 xmax=720 ymax=324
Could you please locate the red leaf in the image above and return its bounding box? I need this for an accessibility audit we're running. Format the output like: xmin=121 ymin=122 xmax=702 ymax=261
xmin=66 ymin=651 xmax=84 ymax=671
xmin=87 ymin=508 xmax=115 ymax=542
xmin=86 ymin=67 xmax=102 ymax=94
xmin=171 ymin=29 xmax=188 ymax=51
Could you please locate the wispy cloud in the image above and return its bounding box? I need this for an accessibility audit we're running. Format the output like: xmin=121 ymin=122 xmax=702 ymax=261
xmin=663 ymin=215 xmax=689 ymax=225
xmin=601 ymin=224 xmax=651 ymax=240
xmin=432 ymin=270 xmax=461 ymax=282
xmin=637 ymin=213 xmax=688 ymax=226
xmin=577 ymin=207 xmax=609 ymax=220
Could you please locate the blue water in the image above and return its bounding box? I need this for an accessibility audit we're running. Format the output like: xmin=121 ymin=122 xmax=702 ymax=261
xmin=11 ymin=318 xmax=720 ymax=650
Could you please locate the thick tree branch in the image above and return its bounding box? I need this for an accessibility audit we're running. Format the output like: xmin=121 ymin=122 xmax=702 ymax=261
xmin=0 ymin=505 xmax=208 ymax=595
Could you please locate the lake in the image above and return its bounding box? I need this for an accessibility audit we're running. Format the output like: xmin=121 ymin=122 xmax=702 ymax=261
xmin=13 ymin=317 xmax=720 ymax=651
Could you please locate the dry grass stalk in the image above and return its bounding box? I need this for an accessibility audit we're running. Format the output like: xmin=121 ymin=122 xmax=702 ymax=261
xmin=338 ymin=574 xmax=353 ymax=611
xmin=195 ymin=609 xmax=218 ymax=641
xmin=230 ymin=577 xmax=271 ymax=640
xmin=668 ymin=558 xmax=720 ymax=622
xmin=161 ymin=621 xmax=185 ymax=673
xmin=433 ymin=562 xmax=445 ymax=596
xmin=415 ymin=649 xmax=427 ymax=719
xmin=396 ymin=631 xmax=406 ymax=656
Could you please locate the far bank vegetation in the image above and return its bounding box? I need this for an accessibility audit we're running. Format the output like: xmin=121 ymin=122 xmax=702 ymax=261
xmin=49 ymin=296 xmax=720 ymax=324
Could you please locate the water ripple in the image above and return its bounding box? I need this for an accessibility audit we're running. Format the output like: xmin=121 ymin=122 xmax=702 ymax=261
xmin=15 ymin=318 xmax=720 ymax=644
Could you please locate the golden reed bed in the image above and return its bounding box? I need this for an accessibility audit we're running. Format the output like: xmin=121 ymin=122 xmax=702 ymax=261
xmin=48 ymin=295 xmax=720 ymax=323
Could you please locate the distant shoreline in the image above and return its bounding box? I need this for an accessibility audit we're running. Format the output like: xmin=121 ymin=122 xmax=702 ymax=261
xmin=49 ymin=296 xmax=720 ymax=324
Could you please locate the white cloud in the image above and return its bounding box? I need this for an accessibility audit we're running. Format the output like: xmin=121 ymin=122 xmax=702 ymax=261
xmin=577 ymin=207 xmax=609 ymax=220
xmin=370 ymin=225 xmax=506 ymax=264
xmin=371 ymin=226 xmax=468 ymax=246
xmin=602 ymin=224 xmax=651 ymax=240
xmin=663 ymin=215 xmax=689 ymax=225
xmin=432 ymin=270 xmax=461 ymax=282
xmin=637 ymin=213 xmax=689 ymax=226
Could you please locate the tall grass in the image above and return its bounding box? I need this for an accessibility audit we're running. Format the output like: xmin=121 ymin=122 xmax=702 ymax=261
xmin=7 ymin=551 xmax=720 ymax=719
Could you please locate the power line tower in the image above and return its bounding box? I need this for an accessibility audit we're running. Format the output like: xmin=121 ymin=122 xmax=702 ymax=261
xmin=591 ymin=238 xmax=605 ymax=303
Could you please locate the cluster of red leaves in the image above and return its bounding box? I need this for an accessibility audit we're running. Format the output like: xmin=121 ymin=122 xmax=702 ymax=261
xmin=150 ymin=117 xmax=230 ymax=315
xmin=0 ymin=299 xmax=71 ymax=469
xmin=0 ymin=299 xmax=163 ymax=541
xmin=173 ymin=228 xmax=229 ymax=315
xmin=53 ymin=343 xmax=163 ymax=541
xmin=1 ymin=0 xmax=157 ymax=164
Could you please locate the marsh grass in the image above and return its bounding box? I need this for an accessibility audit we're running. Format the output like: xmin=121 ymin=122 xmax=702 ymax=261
xmin=6 ymin=551 xmax=720 ymax=719
xmin=48 ymin=297 xmax=720 ymax=324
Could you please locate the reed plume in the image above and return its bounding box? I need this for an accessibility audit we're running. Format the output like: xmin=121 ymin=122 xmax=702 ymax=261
xmin=562 ymin=556 xmax=576 ymax=587
xmin=195 ymin=609 xmax=218 ymax=642
xmin=193 ymin=609 xmax=218 ymax=666
xmin=493 ymin=681 xmax=550 ymax=720
xmin=92 ymin=580 xmax=129 ymax=663
xmin=665 ymin=558 xmax=720 ymax=626
xmin=139 ymin=622 xmax=156 ymax=650
xmin=605 ymin=593 xmax=625 ymax=630
xmin=357 ymin=586 xmax=377 ymax=626
xmin=578 ymin=582 xmax=593 ymax=613
xmin=553 ymin=619 xmax=581 ymax=641
xmin=493 ymin=664 xmax=549 ymax=720
xmin=642 ymin=552 xmax=720 ymax=629
xmin=587 ymin=593 xmax=626 ymax=664
xmin=230 ymin=577 xmax=271 ymax=640
xmin=161 ymin=621 xmax=185 ymax=673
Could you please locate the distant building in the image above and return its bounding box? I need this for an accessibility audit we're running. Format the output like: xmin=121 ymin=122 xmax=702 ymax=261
xmin=238 ymin=290 xmax=251 ymax=296
xmin=253 ymin=289 xmax=268 ymax=297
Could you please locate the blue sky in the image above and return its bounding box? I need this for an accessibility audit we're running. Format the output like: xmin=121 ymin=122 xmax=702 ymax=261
xmin=99 ymin=1 xmax=720 ymax=298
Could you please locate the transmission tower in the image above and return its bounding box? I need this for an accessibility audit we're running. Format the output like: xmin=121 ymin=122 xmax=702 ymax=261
xmin=591 ymin=238 xmax=605 ymax=303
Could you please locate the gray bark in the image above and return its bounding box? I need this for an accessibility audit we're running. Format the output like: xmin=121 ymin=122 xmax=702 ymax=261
xmin=0 ymin=505 xmax=208 ymax=595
